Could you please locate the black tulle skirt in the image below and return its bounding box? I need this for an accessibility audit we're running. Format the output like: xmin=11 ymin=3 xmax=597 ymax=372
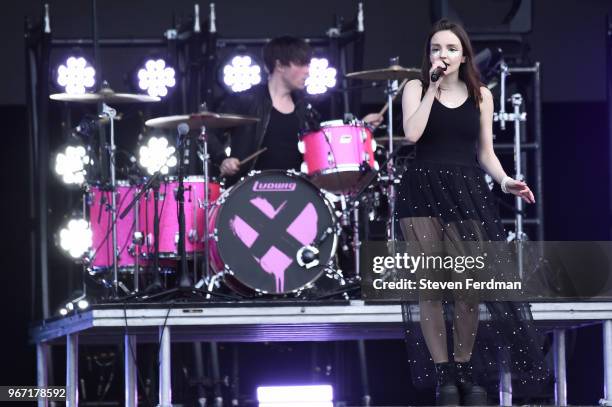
xmin=395 ymin=160 xmax=504 ymax=238
xmin=395 ymin=160 xmax=551 ymax=394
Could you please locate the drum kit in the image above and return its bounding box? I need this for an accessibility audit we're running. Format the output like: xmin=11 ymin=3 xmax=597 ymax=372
xmin=51 ymin=62 xmax=418 ymax=300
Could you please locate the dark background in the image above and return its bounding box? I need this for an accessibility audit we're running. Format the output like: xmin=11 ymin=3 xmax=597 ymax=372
xmin=1 ymin=0 xmax=610 ymax=405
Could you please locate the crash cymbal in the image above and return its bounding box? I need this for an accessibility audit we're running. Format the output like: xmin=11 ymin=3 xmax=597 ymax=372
xmin=346 ymin=65 xmax=420 ymax=81
xmin=50 ymin=86 xmax=160 ymax=104
xmin=145 ymin=112 xmax=259 ymax=129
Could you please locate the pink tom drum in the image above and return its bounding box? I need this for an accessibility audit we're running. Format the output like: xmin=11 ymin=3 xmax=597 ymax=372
xmin=208 ymin=170 xmax=338 ymax=295
xmin=299 ymin=119 xmax=378 ymax=193
xmin=88 ymin=181 xmax=147 ymax=272
xmin=143 ymin=176 xmax=221 ymax=258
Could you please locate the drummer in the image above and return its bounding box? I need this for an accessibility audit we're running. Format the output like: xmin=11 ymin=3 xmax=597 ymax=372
xmin=209 ymin=35 xmax=383 ymax=185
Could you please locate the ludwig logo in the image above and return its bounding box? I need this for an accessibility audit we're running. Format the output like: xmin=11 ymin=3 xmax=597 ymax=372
xmin=253 ymin=181 xmax=297 ymax=192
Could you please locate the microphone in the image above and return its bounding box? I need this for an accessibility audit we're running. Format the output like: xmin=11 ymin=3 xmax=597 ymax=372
xmin=430 ymin=62 xmax=448 ymax=82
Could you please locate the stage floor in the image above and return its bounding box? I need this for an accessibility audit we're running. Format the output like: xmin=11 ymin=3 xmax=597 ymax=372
xmin=30 ymin=300 xmax=612 ymax=406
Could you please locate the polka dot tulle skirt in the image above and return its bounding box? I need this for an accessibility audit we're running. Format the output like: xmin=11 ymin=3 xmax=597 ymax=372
xmin=395 ymin=160 xmax=551 ymax=390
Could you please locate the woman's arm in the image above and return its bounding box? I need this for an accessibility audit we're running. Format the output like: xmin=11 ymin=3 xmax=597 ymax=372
xmin=476 ymin=87 xmax=507 ymax=183
xmin=477 ymin=86 xmax=535 ymax=203
xmin=402 ymin=79 xmax=437 ymax=144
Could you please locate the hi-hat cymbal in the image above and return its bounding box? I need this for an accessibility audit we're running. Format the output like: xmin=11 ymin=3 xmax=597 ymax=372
xmin=50 ymin=86 xmax=160 ymax=104
xmin=145 ymin=112 xmax=260 ymax=129
xmin=374 ymin=136 xmax=411 ymax=145
xmin=346 ymin=65 xmax=420 ymax=81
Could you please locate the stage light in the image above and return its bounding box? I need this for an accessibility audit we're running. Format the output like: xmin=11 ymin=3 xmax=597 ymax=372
xmin=138 ymin=136 xmax=177 ymax=175
xmin=66 ymin=302 xmax=74 ymax=311
xmin=257 ymin=385 xmax=333 ymax=407
xmin=54 ymin=144 xmax=91 ymax=185
xmin=77 ymin=299 xmax=89 ymax=310
xmin=137 ymin=59 xmax=176 ymax=98
xmin=59 ymin=218 xmax=92 ymax=259
xmin=56 ymin=56 xmax=96 ymax=95
xmin=59 ymin=308 xmax=68 ymax=316
xmin=306 ymin=58 xmax=336 ymax=95
xmin=221 ymin=55 xmax=262 ymax=92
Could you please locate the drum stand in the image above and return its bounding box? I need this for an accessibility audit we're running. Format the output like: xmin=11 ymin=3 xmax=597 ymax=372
xmin=140 ymin=125 xmax=236 ymax=302
xmin=119 ymin=171 xmax=165 ymax=295
xmin=99 ymin=102 xmax=121 ymax=297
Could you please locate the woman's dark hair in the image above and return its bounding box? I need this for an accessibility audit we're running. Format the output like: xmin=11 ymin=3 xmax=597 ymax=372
xmin=420 ymin=19 xmax=482 ymax=105
xmin=263 ymin=36 xmax=313 ymax=74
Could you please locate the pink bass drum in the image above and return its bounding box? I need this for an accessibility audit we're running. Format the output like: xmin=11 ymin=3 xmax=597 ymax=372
xmin=299 ymin=119 xmax=378 ymax=193
xmin=208 ymin=170 xmax=337 ymax=295
xmin=143 ymin=176 xmax=221 ymax=258
xmin=88 ymin=181 xmax=147 ymax=273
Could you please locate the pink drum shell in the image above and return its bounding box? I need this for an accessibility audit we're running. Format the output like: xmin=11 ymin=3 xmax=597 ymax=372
xmin=89 ymin=182 xmax=147 ymax=271
xmin=143 ymin=176 xmax=221 ymax=258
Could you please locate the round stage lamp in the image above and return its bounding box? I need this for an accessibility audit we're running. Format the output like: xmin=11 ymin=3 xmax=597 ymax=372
xmin=138 ymin=136 xmax=177 ymax=175
xmin=221 ymin=55 xmax=262 ymax=93
xmin=77 ymin=299 xmax=89 ymax=310
xmin=59 ymin=218 xmax=92 ymax=259
xmin=56 ymin=56 xmax=96 ymax=95
xmin=306 ymin=58 xmax=337 ymax=95
xmin=137 ymin=59 xmax=176 ymax=98
xmin=54 ymin=145 xmax=90 ymax=185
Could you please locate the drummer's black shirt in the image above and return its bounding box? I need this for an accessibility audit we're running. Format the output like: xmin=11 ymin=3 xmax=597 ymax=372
xmin=254 ymin=107 xmax=302 ymax=171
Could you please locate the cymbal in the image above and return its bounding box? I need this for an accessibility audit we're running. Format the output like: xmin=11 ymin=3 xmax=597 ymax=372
xmin=145 ymin=112 xmax=260 ymax=129
xmin=50 ymin=87 xmax=160 ymax=104
xmin=346 ymin=65 xmax=420 ymax=81
xmin=374 ymin=136 xmax=411 ymax=145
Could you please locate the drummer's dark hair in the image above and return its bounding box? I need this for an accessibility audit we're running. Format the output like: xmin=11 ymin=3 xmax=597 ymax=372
xmin=420 ymin=19 xmax=482 ymax=106
xmin=263 ymin=36 xmax=313 ymax=74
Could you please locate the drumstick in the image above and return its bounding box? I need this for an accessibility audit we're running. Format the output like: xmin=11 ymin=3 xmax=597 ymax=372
xmin=378 ymin=78 xmax=409 ymax=116
xmin=239 ymin=147 xmax=268 ymax=166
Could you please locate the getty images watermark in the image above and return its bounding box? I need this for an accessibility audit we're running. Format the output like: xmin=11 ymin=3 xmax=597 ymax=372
xmin=370 ymin=252 xmax=522 ymax=291
xmin=360 ymin=241 xmax=612 ymax=301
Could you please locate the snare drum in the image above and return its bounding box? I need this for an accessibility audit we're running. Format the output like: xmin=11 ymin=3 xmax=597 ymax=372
xmin=299 ymin=119 xmax=378 ymax=193
xmin=143 ymin=176 xmax=221 ymax=258
xmin=208 ymin=170 xmax=337 ymax=295
xmin=88 ymin=181 xmax=147 ymax=272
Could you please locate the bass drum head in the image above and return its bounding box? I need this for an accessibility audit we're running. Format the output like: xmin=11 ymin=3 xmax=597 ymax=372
xmin=215 ymin=170 xmax=337 ymax=295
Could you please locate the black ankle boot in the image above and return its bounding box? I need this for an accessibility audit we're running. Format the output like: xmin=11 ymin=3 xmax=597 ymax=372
xmin=455 ymin=361 xmax=487 ymax=406
xmin=434 ymin=362 xmax=460 ymax=406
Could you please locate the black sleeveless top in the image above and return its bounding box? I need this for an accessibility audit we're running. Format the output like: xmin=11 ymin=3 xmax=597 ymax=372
xmin=415 ymin=94 xmax=480 ymax=167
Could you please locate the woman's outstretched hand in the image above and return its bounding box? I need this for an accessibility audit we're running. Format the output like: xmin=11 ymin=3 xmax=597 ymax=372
xmin=505 ymin=178 xmax=535 ymax=203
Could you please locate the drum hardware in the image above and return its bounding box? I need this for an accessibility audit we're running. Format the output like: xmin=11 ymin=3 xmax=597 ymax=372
xmin=175 ymin=123 xmax=192 ymax=288
xmin=207 ymin=170 xmax=339 ymax=296
xmin=120 ymin=171 xmax=165 ymax=293
xmin=345 ymin=65 xmax=420 ymax=82
xmin=51 ymin=82 xmax=161 ymax=297
xmin=300 ymin=119 xmax=377 ymax=194
xmin=50 ymin=83 xmax=161 ymax=104
xmin=347 ymin=59 xmax=416 ymax=242
xmin=114 ymin=112 xmax=260 ymax=302
xmin=144 ymin=111 xmax=259 ymax=130
xmin=296 ymin=226 xmax=336 ymax=269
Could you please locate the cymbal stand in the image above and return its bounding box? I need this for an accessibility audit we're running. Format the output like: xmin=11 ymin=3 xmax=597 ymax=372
xmin=385 ymin=57 xmax=400 ymax=244
xmin=100 ymin=102 xmax=120 ymax=296
xmin=199 ymin=125 xmax=212 ymax=283
xmin=176 ymin=124 xmax=192 ymax=288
